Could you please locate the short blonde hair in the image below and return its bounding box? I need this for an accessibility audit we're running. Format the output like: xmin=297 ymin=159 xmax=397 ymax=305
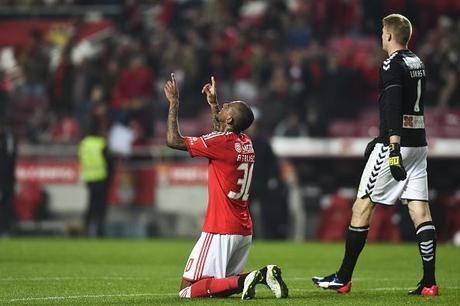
xmin=382 ymin=14 xmax=412 ymax=46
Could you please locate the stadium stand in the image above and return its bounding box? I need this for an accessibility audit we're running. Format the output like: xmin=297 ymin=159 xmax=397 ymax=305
xmin=1 ymin=0 xmax=459 ymax=241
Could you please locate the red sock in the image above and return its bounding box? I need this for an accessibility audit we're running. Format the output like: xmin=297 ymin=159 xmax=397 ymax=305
xmin=190 ymin=276 xmax=240 ymax=298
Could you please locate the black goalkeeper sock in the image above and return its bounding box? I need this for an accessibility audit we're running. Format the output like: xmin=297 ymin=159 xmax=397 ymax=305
xmin=337 ymin=225 xmax=369 ymax=282
xmin=416 ymin=221 xmax=437 ymax=286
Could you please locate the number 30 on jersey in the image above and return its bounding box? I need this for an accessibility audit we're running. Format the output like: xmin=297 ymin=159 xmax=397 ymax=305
xmin=227 ymin=163 xmax=254 ymax=201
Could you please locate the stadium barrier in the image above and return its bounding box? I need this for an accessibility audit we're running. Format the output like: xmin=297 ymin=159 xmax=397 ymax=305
xmin=13 ymin=137 xmax=460 ymax=239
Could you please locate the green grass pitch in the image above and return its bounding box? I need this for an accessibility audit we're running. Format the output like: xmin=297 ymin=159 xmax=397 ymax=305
xmin=0 ymin=239 xmax=459 ymax=305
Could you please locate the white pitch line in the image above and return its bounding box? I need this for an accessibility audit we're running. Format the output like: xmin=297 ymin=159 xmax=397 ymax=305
xmin=290 ymin=288 xmax=411 ymax=292
xmin=0 ymin=276 xmax=402 ymax=282
xmin=6 ymin=293 xmax=176 ymax=303
xmin=291 ymin=286 xmax=460 ymax=292
xmin=286 ymin=277 xmax=397 ymax=281
xmin=0 ymin=276 xmax=157 ymax=281
xmin=4 ymin=287 xmax=459 ymax=302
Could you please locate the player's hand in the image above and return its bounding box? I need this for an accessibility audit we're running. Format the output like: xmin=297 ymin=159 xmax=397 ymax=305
xmin=388 ymin=143 xmax=407 ymax=181
xmin=364 ymin=138 xmax=378 ymax=160
xmin=164 ymin=73 xmax=179 ymax=104
xmin=201 ymin=76 xmax=217 ymax=106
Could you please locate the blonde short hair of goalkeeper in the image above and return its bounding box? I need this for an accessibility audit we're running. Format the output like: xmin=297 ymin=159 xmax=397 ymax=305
xmin=382 ymin=14 xmax=412 ymax=46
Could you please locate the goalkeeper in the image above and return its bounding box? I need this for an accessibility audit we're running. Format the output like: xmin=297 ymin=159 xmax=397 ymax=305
xmin=312 ymin=14 xmax=438 ymax=296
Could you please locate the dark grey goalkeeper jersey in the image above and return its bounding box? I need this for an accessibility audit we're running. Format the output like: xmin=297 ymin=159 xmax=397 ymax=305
xmin=377 ymin=49 xmax=427 ymax=147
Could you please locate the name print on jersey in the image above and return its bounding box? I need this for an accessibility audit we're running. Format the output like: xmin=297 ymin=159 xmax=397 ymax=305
xmin=235 ymin=142 xmax=255 ymax=163
xmin=403 ymin=56 xmax=426 ymax=78
xmin=237 ymin=154 xmax=255 ymax=163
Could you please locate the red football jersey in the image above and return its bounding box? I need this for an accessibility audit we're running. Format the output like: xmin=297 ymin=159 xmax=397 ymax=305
xmin=185 ymin=131 xmax=255 ymax=236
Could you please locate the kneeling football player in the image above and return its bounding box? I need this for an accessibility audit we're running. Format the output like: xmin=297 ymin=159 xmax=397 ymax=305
xmin=164 ymin=74 xmax=289 ymax=299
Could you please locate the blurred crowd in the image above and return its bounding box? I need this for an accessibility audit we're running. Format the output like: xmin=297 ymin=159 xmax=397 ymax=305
xmin=0 ymin=0 xmax=459 ymax=145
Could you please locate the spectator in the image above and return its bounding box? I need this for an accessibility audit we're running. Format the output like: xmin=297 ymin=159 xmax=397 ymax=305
xmin=51 ymin=46 xmax=75 ymax=114
xmin=247 ymin=117 xmax=288 ymax=239
xmin=320 ymin=55 xmax=361 ymax=122
xmin=128 ymin=118 xmax=155 ymax=207
xmin=284 ymin=13 xmax=312 ymax=49
xmin=120 ymin=0 xmax=144 ymax=38
xmin=25 ymin=106 xmax=51 ymax=144
xmin=1 ymin=1 xmax=459 ymax=146
xmin=0 ymin=113 xmax=17 ymax=236
xmin=112 ymin=54 xmax=155 ymax=136
xmin=436 ymin=51 xmax=460 ymax=109
xmin=0 ymin=81 xmax=14 ymax=235
xmin=259 ymin=65 xmax=290 ymax=133
xmin=274 ymin=111 xmax=308 ymax=137
xmin=18 ymin=30 xmax=50 ymax=97
xmin=47 ymin=111 xmax=80 ymax=144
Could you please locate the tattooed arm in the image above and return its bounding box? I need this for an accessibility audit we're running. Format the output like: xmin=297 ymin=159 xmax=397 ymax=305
xmin=202 ymin=76 xmax=221 ymax=131
xmin=164 ymin=73 xmax=187 ymax=151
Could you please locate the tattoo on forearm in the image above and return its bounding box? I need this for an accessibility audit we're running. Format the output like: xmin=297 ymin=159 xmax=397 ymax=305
xmin=166 ymin=102 xmax=187 ymax=151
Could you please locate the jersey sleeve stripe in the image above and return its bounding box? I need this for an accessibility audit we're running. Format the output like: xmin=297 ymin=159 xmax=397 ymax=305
xmin=202 ymin=132 xmax=224 ymax=140
xmin=199 ymin=137 xmax=208 ymax=148
xmin=383 ymin=84 xmax=402 ymax=91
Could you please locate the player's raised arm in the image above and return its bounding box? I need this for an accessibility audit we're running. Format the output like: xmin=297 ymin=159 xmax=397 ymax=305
xmin=202 ymin=76 xmax=221 ymax=131
xmin=164 ymin=73 xmax=187 ymax=151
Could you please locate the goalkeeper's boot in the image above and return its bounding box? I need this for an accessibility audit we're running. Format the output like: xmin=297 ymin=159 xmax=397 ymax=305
xmin=312 ymin=273 xmax=352 ymax=294
xmin=265 ymin=265 xmax=289 ymax=298
xmin=241 ymin=270 xmax=263 ymax=300
xmin=408 ymin=282 xmax=439 ymax=296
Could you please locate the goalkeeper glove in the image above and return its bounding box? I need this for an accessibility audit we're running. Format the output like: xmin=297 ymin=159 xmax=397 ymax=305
xmin=388 ymin=143 xmax=407 ymax=181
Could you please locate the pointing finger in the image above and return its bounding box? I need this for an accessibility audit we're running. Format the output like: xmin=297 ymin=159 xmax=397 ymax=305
xmin=211 ymin=76 xmax=215 ymax=87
